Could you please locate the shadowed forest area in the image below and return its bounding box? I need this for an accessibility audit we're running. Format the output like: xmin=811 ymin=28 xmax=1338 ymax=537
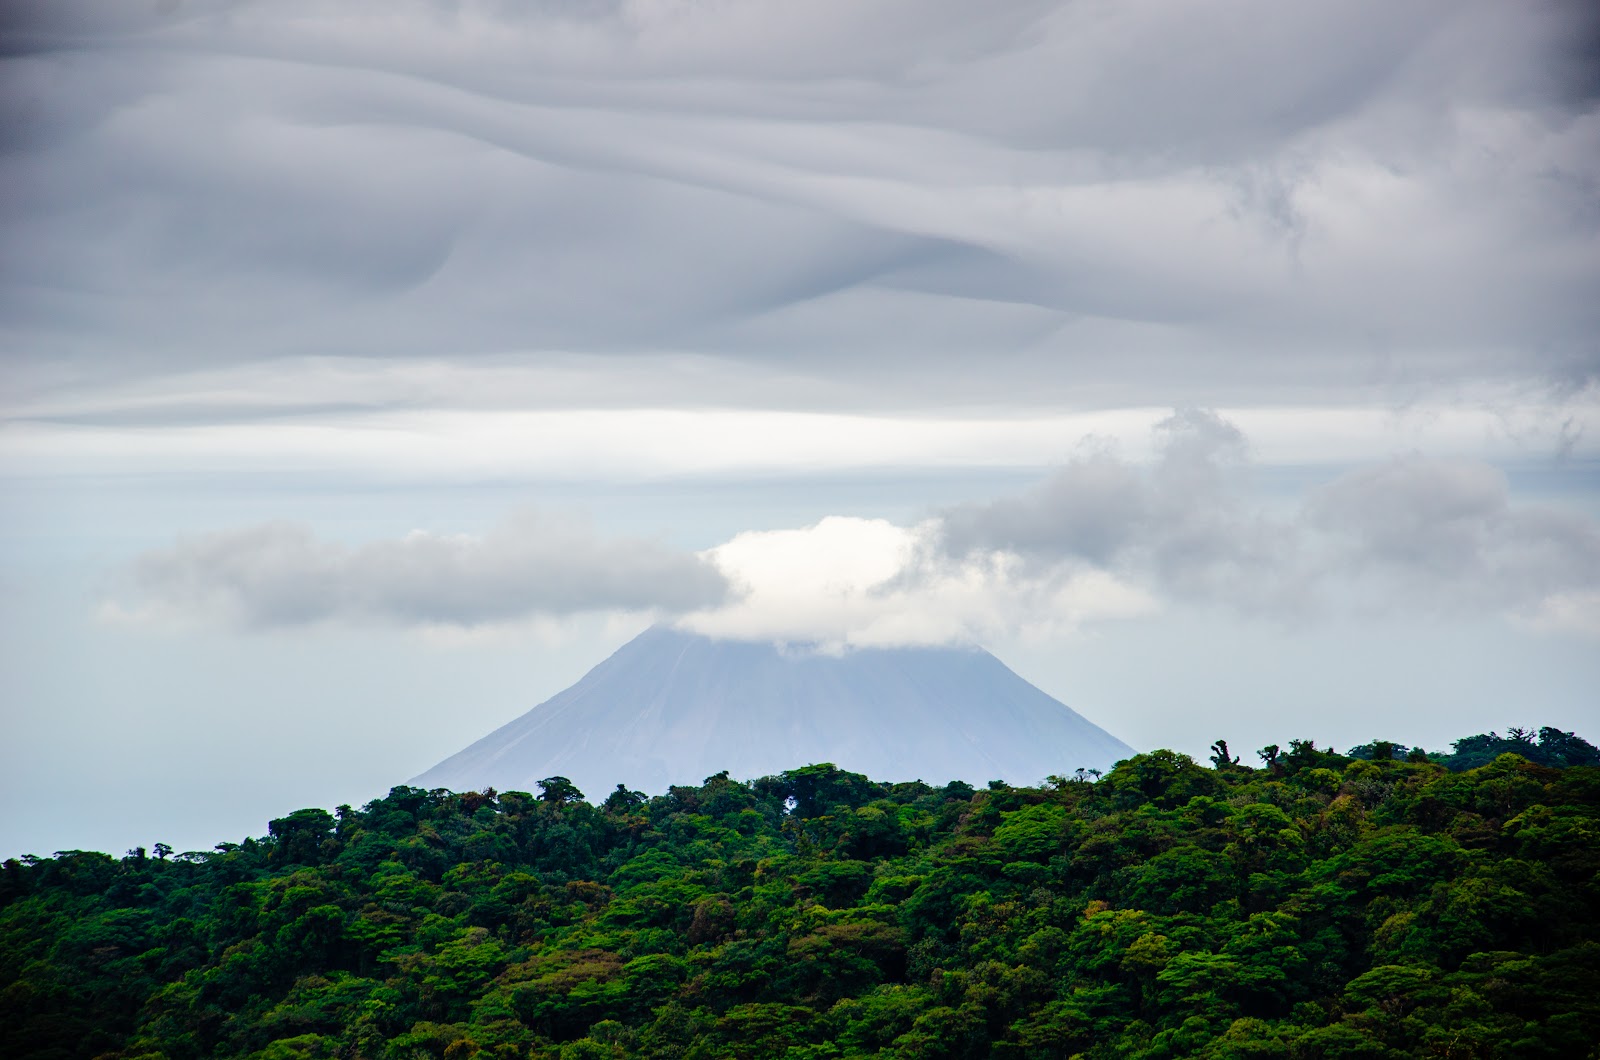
xmin=2 ymin=727 xmax=1598 ymax=1059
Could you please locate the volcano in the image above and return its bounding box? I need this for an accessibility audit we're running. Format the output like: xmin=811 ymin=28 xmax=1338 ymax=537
xmin=412 ymin=625 xmax=1132 ymax=798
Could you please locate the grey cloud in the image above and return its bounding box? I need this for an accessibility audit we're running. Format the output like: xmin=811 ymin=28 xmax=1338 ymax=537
xmin=941 ymin=447 xmax=1146 ymax=566
xmin=118 ymin=514 xmax=731 ymax=629
xmin=935 ymin=411 xmax=1600 ymax=622
xmin=940 ymin=408 xmax=1257 ymax=572
xmin=1309 ymin=457 xmax=1600 ymax=611
xmin=1309 ymin=459 xmax=1509 ymax=574
xmin=2 ymin=0 xmax=1597 ymax=417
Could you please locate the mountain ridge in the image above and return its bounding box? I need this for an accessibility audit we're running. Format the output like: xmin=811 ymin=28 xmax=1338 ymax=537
xmin=413 ymin=625 xmax=1132 ymax=797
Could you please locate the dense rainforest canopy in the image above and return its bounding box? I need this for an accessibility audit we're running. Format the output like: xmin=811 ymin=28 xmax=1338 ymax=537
xmin=3 ymin=727 xmax=1598 ymax=1060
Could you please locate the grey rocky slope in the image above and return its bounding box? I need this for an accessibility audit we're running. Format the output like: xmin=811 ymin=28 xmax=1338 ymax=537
xmin=413 ymin=625 xmax=1132 ymax=798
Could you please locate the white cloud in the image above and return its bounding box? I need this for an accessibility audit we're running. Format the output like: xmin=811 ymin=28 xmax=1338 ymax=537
xmin=678 ymin=516 xmax=1157 ymax=651
xmin=5 ymin=378 xmax=1596 ymax=482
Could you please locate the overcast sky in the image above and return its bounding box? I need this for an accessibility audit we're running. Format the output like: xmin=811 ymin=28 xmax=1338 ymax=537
xmin=3 ymin=0 xmax=1598 ymax=857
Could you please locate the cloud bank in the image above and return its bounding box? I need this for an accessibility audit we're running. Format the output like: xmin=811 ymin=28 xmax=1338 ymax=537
xmin=107 ymin=413 xmax=1600 ymax=645
xmin=939 ymin=410 xmax=1600 ymax=626
xmin=108 ymin=514 xmax=730 ymax=630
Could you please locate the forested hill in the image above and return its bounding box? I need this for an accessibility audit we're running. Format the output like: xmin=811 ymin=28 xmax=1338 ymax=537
xmin=4 ymin=731 xmax=1599 ymax=1060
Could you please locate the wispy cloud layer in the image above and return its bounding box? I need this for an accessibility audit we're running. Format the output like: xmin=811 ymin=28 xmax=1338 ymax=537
xmin=6 ymin=387 xmax=1595 ymax=482
xmin=3 ymin=0 xmax=1597 ymax=412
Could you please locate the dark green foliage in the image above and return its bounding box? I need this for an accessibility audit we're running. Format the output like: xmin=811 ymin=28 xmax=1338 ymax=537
xmin=1351 ymin=727 xmax=1600 ymax=772
xmin=3 ymin=736 xmax=1599 ymax=1060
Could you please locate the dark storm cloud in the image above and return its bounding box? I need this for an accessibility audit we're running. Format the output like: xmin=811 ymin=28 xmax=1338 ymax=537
xmin=935 ymin=411 xmax=1600 ymax=622
xmin=117 ymin=514 xmax=730 ymax=629
xmin=2 ymin=0 xmax=1597 ymax=414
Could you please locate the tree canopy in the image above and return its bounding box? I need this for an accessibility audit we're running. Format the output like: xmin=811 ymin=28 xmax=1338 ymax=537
xmin=3 ymin=726 xmax=1598 ymax=1059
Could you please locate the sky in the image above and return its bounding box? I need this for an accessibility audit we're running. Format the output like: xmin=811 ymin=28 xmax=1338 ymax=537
xmin=2 ymin=0 xmax=1598 ymax=858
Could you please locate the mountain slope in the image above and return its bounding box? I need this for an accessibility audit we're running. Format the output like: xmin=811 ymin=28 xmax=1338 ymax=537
xmin=413 ymin=625 xmax=1132 ymax=797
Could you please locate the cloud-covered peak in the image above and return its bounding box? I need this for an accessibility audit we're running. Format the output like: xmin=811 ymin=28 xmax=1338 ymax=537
xmin=677 ymin=516 xmax=1157 ymax=651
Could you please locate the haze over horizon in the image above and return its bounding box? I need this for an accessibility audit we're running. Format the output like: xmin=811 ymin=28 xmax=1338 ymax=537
xmin=2 ymin=0 xmax=1598 ymax=859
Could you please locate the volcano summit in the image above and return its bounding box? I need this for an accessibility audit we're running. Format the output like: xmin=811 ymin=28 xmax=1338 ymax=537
xmin=414 ymin=626 xmax=1132 ymax=797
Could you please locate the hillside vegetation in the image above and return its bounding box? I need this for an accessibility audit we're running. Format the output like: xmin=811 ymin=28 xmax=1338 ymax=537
xmin=3 ymin=728 xmax=1599 ymax=1060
